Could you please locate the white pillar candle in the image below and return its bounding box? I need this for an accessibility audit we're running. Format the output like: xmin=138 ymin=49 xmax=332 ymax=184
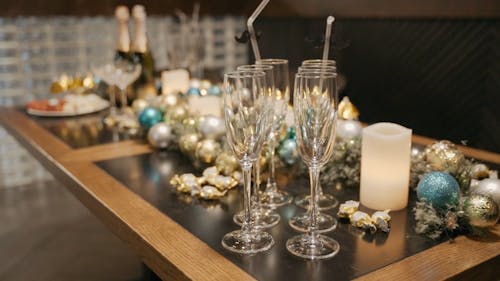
xmin=360 ymin=122 xmax=412 ymax=210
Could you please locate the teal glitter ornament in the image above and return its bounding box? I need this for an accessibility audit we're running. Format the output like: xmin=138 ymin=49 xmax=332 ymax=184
xmin=417 ymin=172 xmax=460 ymax=209
xmin=138 ymin=107 xmax=164 ymax=129
xmin=187 ymin=87 xmax=201 ymax=96
xmin=208 ymin=85 xmax=222 ymax=96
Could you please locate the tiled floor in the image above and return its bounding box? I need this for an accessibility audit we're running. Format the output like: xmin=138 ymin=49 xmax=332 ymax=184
xmin=0 ymin=180 xmax=145 ymax=281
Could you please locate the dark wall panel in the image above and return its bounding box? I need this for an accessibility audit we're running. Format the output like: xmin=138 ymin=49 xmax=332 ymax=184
xmin=257 ymin=19 xmax=499 ymax=152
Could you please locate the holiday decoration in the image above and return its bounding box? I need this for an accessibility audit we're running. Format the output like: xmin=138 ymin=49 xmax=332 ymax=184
xmin=463 ymin=194 xmax=499 ymax=228
xmin=138 ymin=107 xmax=163 ymax=129
xmin=215 ymin=152 xmax=240 ymax=176
xmin=278 ymin=139 xmax=299 ymax=165
xmin=178 ymin=133 xmax=201 ymax=157
xmin=338 ymin=96 xmax=359 ymax=120
xmin=195 ymin=139 xmax=222 ymax=164
xmin=424 ymin=140 xmax=465 ymax=174
xmin=417 ymin=172 xmax=460 ymax=209
xmin=471 ymin=178 xmax=500 ymax=206
xmin=336 ymin=119 xmax=362 ymax=140
xmin=147 ymin=122 xmax=174 ymax=149
xmin=337 ymin=200 xmax=391 ymax=234
xmin=198 ymin=114 xmax=225 ymax=140
xmin=131 ymin=98 xmax=149 ymax=113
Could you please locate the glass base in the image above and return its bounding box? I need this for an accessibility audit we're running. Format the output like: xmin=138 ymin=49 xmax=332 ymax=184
xmin=295 ymin=193 xmax=339 ymax=211
xmin=289 ymin=212 xmax=337 ymax=233
xmin=221 ymin=229 xmax=274 ymax=254
xmin=260 ymin=186 xmax=293 ymax=208
xmin=234 ymin=208 xmax=280 ymax=229
xmin=286 ymin=233 xmax=340 ymax=260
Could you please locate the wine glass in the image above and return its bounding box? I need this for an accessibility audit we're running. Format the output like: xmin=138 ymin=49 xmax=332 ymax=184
xmin=114 ymin=61 xmax=141 ymax=113
xmin=233 ymin=64 xmax=280 ymax=229
xmin=221 ymin=70 xmax=275 ymax=254
xmin=294 ymin=64 xmax=339 ymax=212
xmin=92 ymin=63 xmax=119 ymax=123
xmin=286 ymin=70 xmax=340 ymax=260
xmin=256 ymin=59 xmax=293 ymax=208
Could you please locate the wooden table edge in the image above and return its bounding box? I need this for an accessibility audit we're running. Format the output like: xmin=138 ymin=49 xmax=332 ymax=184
xmin=1 ymin=106 xmax=499 ymax=281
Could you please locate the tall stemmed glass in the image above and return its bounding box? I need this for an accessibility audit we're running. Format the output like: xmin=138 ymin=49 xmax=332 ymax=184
xmin=92 ymin=64 xmax=119 ymax=123
xmin=114 ymin=62 xmax=141 ymax=114
xmin=256 ymin=59 xmax=293 ymax=208
xmin=221 ymin=70 xmax=275 ymax=254
xmin=294 ymin=62 xmax=339 ymax=211
xmin=286 ymin=71 xmax=340 ymax=260
xmin=233 ymin=64 xmax=280 ymax=229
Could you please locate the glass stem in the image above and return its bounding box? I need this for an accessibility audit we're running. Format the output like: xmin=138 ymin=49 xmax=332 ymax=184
xmin=109 ymin=86 xmax=117 ymax=117
xmin=120 ymin=87 xmax=127 ymax=112
xmin=266 ymin=138 xmax=277 ymax=193
xmin=308 ymin=165 xmax=321 ymax=240
xmin=252 ymin=162 xmax=261 ymax=211
xmin=241 ymin=161 xmax=253 ymax=233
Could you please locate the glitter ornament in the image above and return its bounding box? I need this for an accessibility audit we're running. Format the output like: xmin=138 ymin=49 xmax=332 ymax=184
xmin=463 ymin=194 xmax=499 ymax=228
xmin=336 ymin=119 xmax=362 ymax=140
xmin=178 ymin=133 xmax=201 ymax=157
xmin=471 ymin=178 xmax=500 ymax=206
xmin=131 ymin=99 xmax=149 ymax=113
xmin=215 ymin=152 xmax=239 ymax=175
xmin=138 ymin=107 xmax=163 ymax=129
xmin=147 ymin=123 xmax=173 ymax=149
xmin=166 ymin=105 xmax=188 ymax=123
xmin=187 ymin=87 xmax=201 ymax=96
xmin=195 ymin=139 xmax=222 ymax=164
xmin=338 ymin=96 xmax=359 ymax=120
xmin=153 ymin=94 xmax=178 ymax=111
xmin=417 ymin=172 xmax=460 ymax=209
xmin=424 ymin=141 xmax=465 ymax=174
xmin=198 ymin=114 xmax=225 ymax=140
xmin=208 ymin=85 xmax=222 ymax=96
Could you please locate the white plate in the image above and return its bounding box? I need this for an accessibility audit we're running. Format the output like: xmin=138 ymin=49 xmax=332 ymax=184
xmin=27 ymin=100 xmax=110 ymax=117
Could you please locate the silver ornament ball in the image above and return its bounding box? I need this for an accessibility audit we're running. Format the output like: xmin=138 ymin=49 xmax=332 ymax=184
xmin=336 ymin=119 xmax=362 ymax=140
xmin=147 ymin=123 xmax=174 ymax=149
xmin=199 ymin=114 xmax=225 ymax=139
xmin=471 ymin=178 xmax=500 ymax=206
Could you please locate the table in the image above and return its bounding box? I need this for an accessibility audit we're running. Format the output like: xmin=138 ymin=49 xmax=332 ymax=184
xmin=1 ymin=107 xmax=499 ymax=281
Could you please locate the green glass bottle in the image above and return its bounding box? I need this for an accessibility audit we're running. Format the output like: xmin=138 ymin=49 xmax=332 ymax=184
xmin=131 ymin=5 xmax=157 ymax=101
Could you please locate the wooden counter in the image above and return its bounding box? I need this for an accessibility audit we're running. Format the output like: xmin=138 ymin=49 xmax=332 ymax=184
xmin=1 ymin=107 xmax=498 ymax=280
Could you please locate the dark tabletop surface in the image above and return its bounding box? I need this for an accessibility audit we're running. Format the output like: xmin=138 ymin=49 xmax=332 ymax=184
xmin=24 ymin=109 xmax=499 ymax=280
xmin=97 ymin=151 xmax=444 ymax=281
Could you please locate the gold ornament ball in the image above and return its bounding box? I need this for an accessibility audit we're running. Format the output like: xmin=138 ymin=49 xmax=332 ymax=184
xmin=470 ymin=164 xmax=490 ymax=180
xmin=179 ymin=133 xmax=201 ymax=157
xmin=132 ymin=99 xmax=149 ymax=114
xmin=215 ymin=152 xmax=239 ymax=175
xmin=195 ymin=139 xmax=222 ymax=164
xmin=424 ymin=140 xmax=465 ymax=174
xmin=166 ymin=105 xmax=188 ymax=123
xmin=463 ymin=194 xmax=500 ymax=228
xmin=154 ymin=94 xmax=178 ymax=111
xmin=182 ymin=117 xmax=199 ymax=134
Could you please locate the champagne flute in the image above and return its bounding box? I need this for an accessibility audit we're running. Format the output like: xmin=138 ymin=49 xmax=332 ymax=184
xmin=294 ymin=64 xmax=339 ymax=211
xmin=256 ymin=59 xmax=293 ymax=208
xmin=233 ymin=64 xmax=280 ymax=229
xmin=221 ymin=70 xmax=275 ymax=254
xmin=286 ymin=71 xmax=340 ymax=260
xmin=302 ymin=59 xmax=337 ymax=67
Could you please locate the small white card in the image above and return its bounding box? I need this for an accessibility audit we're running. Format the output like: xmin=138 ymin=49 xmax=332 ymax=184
xmin=161 ymin=69 xmax=190 ymax=94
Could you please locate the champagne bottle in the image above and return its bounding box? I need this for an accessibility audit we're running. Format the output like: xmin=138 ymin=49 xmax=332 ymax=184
xmin=114 ymin=6 xmax=132 ymax=63
xmin=131 ymin=5 xmax=157 ymax=100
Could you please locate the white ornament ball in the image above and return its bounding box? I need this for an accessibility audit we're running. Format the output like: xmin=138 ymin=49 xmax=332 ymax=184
xmin=336 ymin=119 xmax=363 ymax=140
xmin=199 ymin=114 xmax=225 ymax=139
xmin=147 ymin=123 xmax=173 ymax=149
xmin=471 ymin=178 xmax=500 ymax=206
